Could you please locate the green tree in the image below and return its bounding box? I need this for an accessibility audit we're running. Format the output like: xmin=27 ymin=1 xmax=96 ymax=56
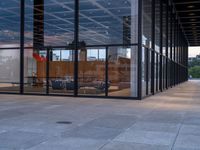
xmin=189 ymin=66 xmax=200 ymax=78
xmin=189 ymin=59 xmax=200 ymax=68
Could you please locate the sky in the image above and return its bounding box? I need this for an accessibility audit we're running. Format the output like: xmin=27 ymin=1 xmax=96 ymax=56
xmin=189 ymin=47 xmax=200 ymax=58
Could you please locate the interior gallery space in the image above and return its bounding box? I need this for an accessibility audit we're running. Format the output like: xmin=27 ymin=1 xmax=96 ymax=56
xmin=0 ymin=0 xmax=192 ymax=99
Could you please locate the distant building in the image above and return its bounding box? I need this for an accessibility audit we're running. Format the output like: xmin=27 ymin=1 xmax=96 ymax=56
xmin=189 ymin=53 xmax=200 ymax=62
xmin=189 ymin=57 xmax=196 ymax=62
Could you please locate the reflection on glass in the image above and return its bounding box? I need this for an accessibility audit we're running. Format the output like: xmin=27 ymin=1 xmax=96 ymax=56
xmin=155 ymin=0 xmax=160 ymax=52
xmin=148 ymin=50 xmax=151 ymax=94
xmin=0 ymin=49 xmax=20 ymax=93
xmin=0 ymin=1 xmax=20 ymax=48
xmin=108 ymin=46 xmax=137 ymax=97
xmin=78 ymin=48 xmax=106 ymax=96
xmin=142 ymin=47 xmax=147 ymax=96
xmin=142 ymin=0 xmax=152 ymax=48
xmin=24 ymin=49 xmax=46 ymax=93
xmin=79 ymin=0 xmax=138 ymax=45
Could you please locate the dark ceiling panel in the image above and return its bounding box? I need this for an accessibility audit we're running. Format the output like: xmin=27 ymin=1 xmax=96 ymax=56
xmin=174 ymin=0 xmax=200 ymax=46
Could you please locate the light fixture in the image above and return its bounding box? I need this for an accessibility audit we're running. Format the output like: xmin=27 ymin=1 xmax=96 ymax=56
xmin=188 ymin=5 xmax=195 ymax=8
xmin=189 ymin=13 xmax=195 ymax=16
xmin=190 ymin=18 xmax=196 ymax=21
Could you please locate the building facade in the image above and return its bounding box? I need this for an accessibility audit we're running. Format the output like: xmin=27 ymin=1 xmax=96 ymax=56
xmin=0 ymin=0 xmax=188 ymax=99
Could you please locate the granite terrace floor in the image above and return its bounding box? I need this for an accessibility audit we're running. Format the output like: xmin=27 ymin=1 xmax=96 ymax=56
xmin=0 ymin=80 xmax=200 ymax=150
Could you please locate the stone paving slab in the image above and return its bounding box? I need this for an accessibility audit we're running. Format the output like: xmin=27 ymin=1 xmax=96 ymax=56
xmin=101 ymin=141 xmax=171 ymax=150
xmin=83 ymin=114 xmax=138 ymax=129
xmin=28 ymin=138 xmax=107 ymax=150
xmin=129 ymin=122 xmax=180 ymax=133
xmin=63 ymin=125 xmax=122 ymax=140
xmin=114 ymin=130 xmax=176 ymax=146
xmin=0 ymin=131 xmax=48 ymax=149
xmin=173 ymin=134 xmax=200 ymax=149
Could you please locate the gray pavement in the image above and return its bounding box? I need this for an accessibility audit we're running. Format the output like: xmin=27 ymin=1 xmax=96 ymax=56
xmin=0 ymin=80 xmax=200 ymax=150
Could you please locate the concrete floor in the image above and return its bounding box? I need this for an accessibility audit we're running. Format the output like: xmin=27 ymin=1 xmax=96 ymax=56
xmin=0 ymin=80 xmax=200 ymax=150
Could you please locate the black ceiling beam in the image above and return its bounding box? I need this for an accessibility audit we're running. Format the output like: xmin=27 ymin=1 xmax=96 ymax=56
xmin=181 ymin=22 xmax=200 ymax=24
xmin=174 ymin=1 xmax=200 ymax=5
xmin=177 ymin=9 xmax=200 ymax=13
xmin=186 ymin=33 xmax=200 ymax=35
xmin=180 ymin=16 xmax=200 ymax=19
xmin=183 ymin=26 xmax=200 ymax=28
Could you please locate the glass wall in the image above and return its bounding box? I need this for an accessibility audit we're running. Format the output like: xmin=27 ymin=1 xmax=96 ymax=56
xmin=0 ymin=0 xmax=189 ymax=99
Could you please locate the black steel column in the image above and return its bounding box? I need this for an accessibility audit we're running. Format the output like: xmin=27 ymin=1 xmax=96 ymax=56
xmin=186 ymin=46 xmax=189 ymax=81
xmin=159 ymin=0 xmax=163 ymax=92
xmin=165 ymin=0 xmax=169 ymax=89
xmin=173 ymin=16 xmax=176 ymax=86
xmin=170 ymin=6 xmax=173 ymax=87
xmin=74 ymin=0 xmax=79 ymax=96
xmin=177 ymin=25 xmax=180 ymax=84
xmin=20 ymin=0 xmax=25 ymax=94
xmin=138 ymin=0 xmax=142 ymax=99
xmin=151 ymin=0 xmax=155 ymax=94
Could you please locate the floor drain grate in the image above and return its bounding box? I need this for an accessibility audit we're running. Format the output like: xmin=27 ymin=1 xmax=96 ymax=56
xmin=56 ymin=121 xmax=72 ymax=124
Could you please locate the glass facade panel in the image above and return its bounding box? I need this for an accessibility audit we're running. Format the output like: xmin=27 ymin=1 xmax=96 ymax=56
xmin=78 ymin=48 xmax=106 ymax=96
xmin=108 ymin=46 xmax=137 ymax=97
xmin=142 ymin=47 xmax=146 ymax=96
xmin=154 ymin=52 xmax=157 ymax=92
xmin=142 ymin=0 xmax=152 ymax=48
xmin=0 ymin=1 xmax=20 ymax=48
xmin=24 ymin=0 xmax=33 ymax=47
xmin=0 ymin=49 xmax=20 ymax=93
xmin=49 ymin=49 xmax=74 ymax=95
xmin=162 ymin=1 xmax=167 ymax=56
xmin=43 ymin=1 xmax=74 ymax=46
xmin=155 ymin=0 xmax=160 ymax=52
xmin=24 ymin=0 xmax=74 ymax=47
xmin=24 ymin=48 xmax=46 ymax=94
xmin=79 ymin=0 xmax=138 ymax=45
xmin=148 ymin=50 xmax=152 ymax=94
